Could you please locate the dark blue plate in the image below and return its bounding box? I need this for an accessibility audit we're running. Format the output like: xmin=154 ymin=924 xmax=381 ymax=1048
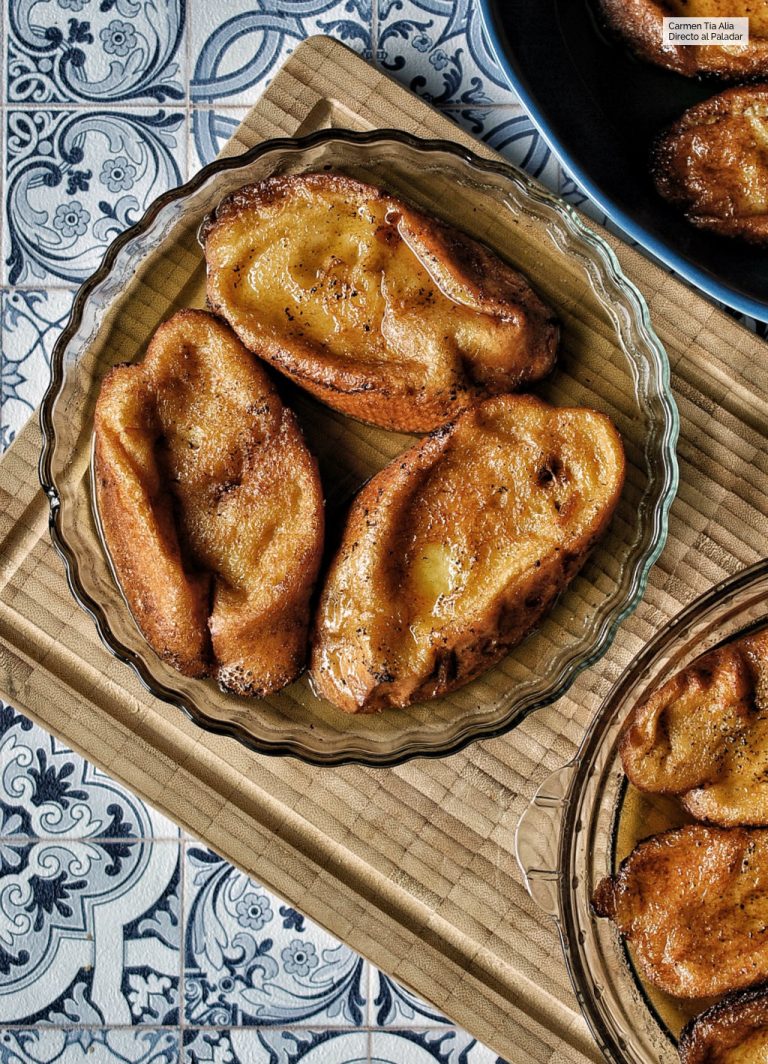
xmin=480 ymin=0 xmax=768 ymax=321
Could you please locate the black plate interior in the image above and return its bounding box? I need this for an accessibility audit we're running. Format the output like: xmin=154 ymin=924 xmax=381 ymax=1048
xmin=486 ymin=0 xmax=767 ymax=317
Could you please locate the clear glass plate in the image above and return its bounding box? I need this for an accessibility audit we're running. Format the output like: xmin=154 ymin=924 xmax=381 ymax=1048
xmin=517 ymin=559 xmax=768 ymax=1062
xmin=38 ymin=129 xmax=678 ymax=767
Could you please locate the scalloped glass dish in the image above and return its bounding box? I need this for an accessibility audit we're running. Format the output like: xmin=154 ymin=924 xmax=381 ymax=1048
xmin=516 ymin=559 xmax=768 ymax=1063
xmin=39 ymin=129 xmax=678 ymax=766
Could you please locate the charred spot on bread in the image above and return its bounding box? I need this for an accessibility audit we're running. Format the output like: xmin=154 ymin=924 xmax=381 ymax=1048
xmin=310 ymin=394 xmax=624 ymax=714
xmin=203 ymin=172 xmax=559 ymax=433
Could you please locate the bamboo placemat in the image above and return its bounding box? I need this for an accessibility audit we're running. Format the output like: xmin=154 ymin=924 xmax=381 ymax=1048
xmin=2 ymin=37 xmax=767 ymax=1063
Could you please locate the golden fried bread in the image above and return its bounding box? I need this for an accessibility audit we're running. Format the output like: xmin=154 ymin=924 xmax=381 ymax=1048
xmin=679 ymin=986 xmax=768 ymax=1064
xmin=592 ymin=825 xmax=768 ymax=999
xmin=599 ymin=0 xmax=768 ymax=79
xmin=94 ymin=309 xmax=324 ymax=696
xmin=620 ymin=627 xmax=768 ymax=826
xmin=651 ymin=86 xmax=768 ymax=244
xmin=310 ymin=394 xmax=624 ymax=713
xmin=203 ymin=173 xmax=559 ymax=433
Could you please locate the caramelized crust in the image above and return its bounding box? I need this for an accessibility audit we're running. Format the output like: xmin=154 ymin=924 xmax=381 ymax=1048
xmin=620 ymin=626 xmax=768 ymax=826
xmin=94 ymin=309 xmax=324 ymax=696
xmin=310 ymin=394 xmax=624 ymax=713
xmin=680 ymin=985 xmax=768 ymax=1063
xmin=599 ymin=0 xmax=768 ymax=79
xmin=651 ymin=86 xmax=768 ymax=244
xmin=593 ymin=825 xmax=768 ymax=999
xmin=203 ymin=173 xmax=559 ymax=433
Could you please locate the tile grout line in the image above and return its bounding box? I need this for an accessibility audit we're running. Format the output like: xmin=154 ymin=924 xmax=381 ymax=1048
xmin=0 ymin=1024 xmax=460 ymax=1032
xmin=0 ymin=102 xmax=525 ymax=113
xmin=0 ymin=834 xmax=182 ymax=843
xmin=0 ymin=284 xmax=81 ymax=291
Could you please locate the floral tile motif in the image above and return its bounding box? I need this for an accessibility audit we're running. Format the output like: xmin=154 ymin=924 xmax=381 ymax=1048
xmin=375 ymin=0 xmax=511 ymax=107
xmin=0 ymin=703 xmax=181 ymax=841
xmin=371 ymin=970 xmax=447 ymax=1027
xmin=184 ymin=846 xmax=367 ymax=1027
xmin=0 ymin=289 xmax=76 ymax=450
xmin=3 ymin=108 xmax=186 ymax=286
xmin=0 ymin=833 xmax=180 ymax=1025
xmin=0 ymin=1029 xmax=179 ymax=1062
xmin=191 ymin=0 xmax=372 ymax=107
xmin=183 ymin=1028 xmax=368 ymax=1064
xmin=6 ymin=0 xmax=186 ymax=105
xmin=370 ymin=1029 xmax=506 ymax=1063
xmin=190 ymin=107 xmax=249 ymax=172
xmin=444 ymin=105 xmax=560 ymax=195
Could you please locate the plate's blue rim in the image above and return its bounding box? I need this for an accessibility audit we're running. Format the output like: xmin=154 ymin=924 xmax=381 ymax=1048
xmin=479 ymin=0 xmax=768 ymax=324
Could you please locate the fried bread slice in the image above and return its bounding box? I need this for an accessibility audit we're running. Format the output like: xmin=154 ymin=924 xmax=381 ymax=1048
xmin=592 ymin=825 xmax=768 ymax=999
xmin=310 ymin=394 xmax=624 ymax=713
xmin=620 ymin=626 xmax=768 ymax=826
xmin=94 ymin=309 xmax=324 ymax=696
xmin=651 ymin=86 xmax=768 ymax=244
xmin=599 ymin=0 xmax=768 ymax=79
xmin=679 ymin=985 xmax=768 ymax=1063
xmin=203 ymin=173 xmax=559 ymax=433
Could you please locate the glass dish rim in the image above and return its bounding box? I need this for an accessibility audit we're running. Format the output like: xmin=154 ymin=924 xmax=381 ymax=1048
xmin=37 ymin=126 xmax=680 ymax=768
xmin=554 ymin=557 xmax=768 ymax=1062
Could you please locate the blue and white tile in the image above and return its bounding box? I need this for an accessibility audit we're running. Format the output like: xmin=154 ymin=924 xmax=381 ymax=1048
xmin=3 ymin=108 xmax=186 ymax=286
xmin=190 ymin=0 xmax=372 ymax=107
xmin=0 ymin=834 xmax=180 ymax=1025
xmin=0 ymin=288 xmax=76 ymax=448
xmin=183 ymin=1028 xmax=368 ymax=1064
xmin=443 ymin=105 xmax=561 ymax=196
xmin=0 ymin=1029 xmax=180 ymax=1062
xmin=371 ymin=1029 xmax=506 ymax=1063
xmin=371 ymin=970 xmax=447 ymax=1027
xmin=184 ymin=846 xmax=367 ymax=1027
xmin=0 ymin=703 xmax=181 ymax=841
xmin=6 ymin=0 xmax=186 ymax=106
xmin=190 ymin=107 xmax=249 ymax=172
xmin=375 ymin=0 xmax=511 ymax=107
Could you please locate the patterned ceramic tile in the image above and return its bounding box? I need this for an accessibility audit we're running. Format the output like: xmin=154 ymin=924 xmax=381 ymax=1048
xmin=183 ymin=846 xmax=367 ymax=1027
xmin=3 ymin=108 xmax=186 ymax=286
xmin=0 ymin=834 xmax=180 ymax=1024
xmin=370 ymin=1029 xmax=505 ymax=1063
xmin=370 ymin=969 xmax=446 ymax=1027
xmin=6 ymin=0 xmax=186 ymax=106
xmin=0 ymin=702 xmax=181 ymax=840
xmin=375 ymin=0 xmax=511 ymax=107
xmin=183 ymin=1028 xmax=368 ymax=1064
xmin=190 ymin=107 xmax=249 ymax=172
xmin=190 ymin=0 xmax=372 ymax=107
xmin=0 ymin=288 xmax=75 ymax=449
xmin=0 ymin=1028 xmax=180 ymax=1062
xmin=444 ymin=105 xmax=560 ymax=195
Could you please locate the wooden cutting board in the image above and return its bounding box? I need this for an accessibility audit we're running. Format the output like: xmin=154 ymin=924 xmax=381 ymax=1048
xmin=2 ymin=37 xmax=768 ymax=1063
